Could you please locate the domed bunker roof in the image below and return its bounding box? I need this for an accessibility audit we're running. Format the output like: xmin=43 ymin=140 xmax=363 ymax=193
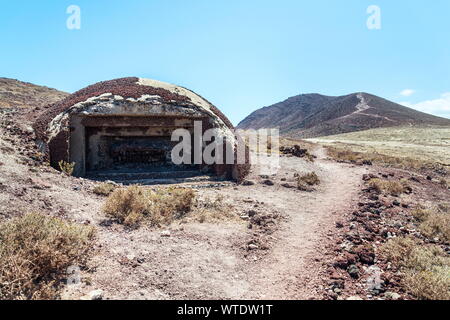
xmin=33 ymin=77 xmax=249 ymax=182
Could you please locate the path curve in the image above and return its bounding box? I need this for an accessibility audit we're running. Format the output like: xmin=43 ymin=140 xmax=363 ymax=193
xmin=240 ymin=149 xmax=366 ymax=299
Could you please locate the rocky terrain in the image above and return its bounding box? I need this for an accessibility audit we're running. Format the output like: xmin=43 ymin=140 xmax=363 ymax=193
xmin=238 ymin=92 xmax=450 ymax=138
xmin=0 ymin=79 xmax=449 ymax=300
xmin=0 ymin=109 xmax=361 ymax=299
xmin=0 ymin=78 xmax=68 ymax=110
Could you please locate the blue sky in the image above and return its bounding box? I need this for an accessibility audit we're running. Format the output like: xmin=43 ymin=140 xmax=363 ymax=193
xmin=1 ymin=0 xmax=449 ymax=124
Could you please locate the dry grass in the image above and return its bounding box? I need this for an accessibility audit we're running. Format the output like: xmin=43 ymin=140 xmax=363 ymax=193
xmin=368 ymin=178 xmax=410 ymax=196
xmin=309 ymin=126 xmax=450 ymax=172
xmin=58 ymin=161 xmax=75 ymax=176
xmin=381 ymin=237 xmax=450 ymax=300
xmin=0 ymin=213 xmax=95 ymax=300
xmin=297 ymin=172 xmax=320 ymax=191
xmin=412 ymin=204 xmax=450 ymax=243
xmin=326 ymin=146 xmax=450 ymax=175
xmin=103 ymin=185 xmax=196 ymax=227
xmin=191 ymin=194 xmax=238 ymax=223
xmin=93 ymin=182 xmax=117 ymax=196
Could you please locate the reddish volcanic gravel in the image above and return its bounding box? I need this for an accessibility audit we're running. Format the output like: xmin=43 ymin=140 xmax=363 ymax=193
xmin=32 ymin=77 xmax=235 ymax=142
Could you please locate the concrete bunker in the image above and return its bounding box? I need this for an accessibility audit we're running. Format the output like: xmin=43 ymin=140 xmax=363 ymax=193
xmin=33 ymin=77 xmax=250 ymax=183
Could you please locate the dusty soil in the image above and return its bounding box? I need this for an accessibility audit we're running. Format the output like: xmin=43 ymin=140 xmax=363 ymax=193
xmin=7 ymin=107 xmax=448 ymax=300
xmin=68 ymin=152 xmax=365 ymax=300
xmin=0 ymin=107 xmax=369 ymax=299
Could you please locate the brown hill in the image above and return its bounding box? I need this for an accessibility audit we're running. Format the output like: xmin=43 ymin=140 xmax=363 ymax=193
xmin=0 ymin=78 xmax=68 ymax=109
xmin=237 ymin=92 xmax=450 ymax=138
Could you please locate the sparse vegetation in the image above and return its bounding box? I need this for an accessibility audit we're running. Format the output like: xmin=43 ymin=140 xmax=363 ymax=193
xmin=368 ymin=178 xmax=409 ymax=196
xmin=311 ymin=126 xmax=450 ymax=174
xmin=103 ymin=185 xmax=196 ymax=227
xmin=192 ymin=194 xmax=238 ymax=223
xmin=412 ymin=204 xmax=450 ymax=243
xmin=0 ymin=213 xmax=95 ymax=300
xmin=297 ymin=172 xmax=320 ymax=191
xmin=381 ymin=237 xmax=450 ymax=300
xmin=326 ymin=146 xmax=450 ymax=175
xmin=93 ymin=182 xmax=118 ymax=196
xmin=58 ymin=160 xmax=75 ymax=176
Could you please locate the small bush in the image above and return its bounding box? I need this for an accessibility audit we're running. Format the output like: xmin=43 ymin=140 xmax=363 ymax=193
xmin=93 ymin=182 xmax=117 ymax=196
xmin=412 ymin=204 xmax=450 ymax=243
xmin=193 ymin=195 xmax=237 ymax=223
xmin=305 ymin=153 xmax=315 ymax=162
xmin=411 ymin=206 xmax=431 ymax=222
xmin=404 ymin=267 xmax=450 ymax=301
xmin=381 ymin=237 xmax=450 ymax=300
xmin=297 ymin=172 xmax=320 ymax=190
xmin=0 ymin=213 xmax=95 ymax=300
xmin=58 ymin=161 xmax=75 ymax=176
xmin=419 ymin=213 xmax=450 ymax=243
xmin=368 ymin=178 xmax=408 ymax=196
xmin=103 ymin=186 xmax=196 ymax=227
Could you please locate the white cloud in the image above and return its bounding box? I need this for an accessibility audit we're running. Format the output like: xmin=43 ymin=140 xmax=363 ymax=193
xmin=400 ymin=89 xmax=415 ymax=97
xmin=400 ymin=92 xmax=450 ymax=118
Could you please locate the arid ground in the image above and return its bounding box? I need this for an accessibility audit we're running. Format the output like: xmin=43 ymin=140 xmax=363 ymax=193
xmin=308 ymin=126 xmax=450 ymax=166
xmin=1 ymin=108 xmax=449 ymax=300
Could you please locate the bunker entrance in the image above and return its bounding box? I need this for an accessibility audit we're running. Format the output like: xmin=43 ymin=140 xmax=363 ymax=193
xmin=70 ymin=115 xmax=215 ymax=184
xmin=88 ymin=135 xmax=176 ymax=171
xmin=109 ymin=136 xmax=168 ymax=166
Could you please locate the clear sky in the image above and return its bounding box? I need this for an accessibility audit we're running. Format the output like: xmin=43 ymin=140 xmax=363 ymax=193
xmin=1 ymin=0 xmax=449 ymax=124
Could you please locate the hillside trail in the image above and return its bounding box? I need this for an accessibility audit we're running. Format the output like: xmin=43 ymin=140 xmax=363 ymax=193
xmin=339 ymin=93 xmax=396 ymax=123
xmin=238 ymin=146 xmax=367 ymax=299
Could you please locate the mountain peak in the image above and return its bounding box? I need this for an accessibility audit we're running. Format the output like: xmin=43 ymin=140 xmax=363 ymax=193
xmin=237 ymin=92 xmax=450 ymax=138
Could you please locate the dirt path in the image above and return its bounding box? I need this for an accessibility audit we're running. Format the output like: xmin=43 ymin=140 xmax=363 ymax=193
xmin=338 ymin=93 xmax=396 ymax=123
xmin=67 ymin=149 xmax=367 ymax=300
xmin=241 ymin=155 xmax=366 ymax=299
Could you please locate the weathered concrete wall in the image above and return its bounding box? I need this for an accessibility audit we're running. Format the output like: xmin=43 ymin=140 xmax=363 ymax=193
xmin=68 ymin=113 xmax=225 ymax=177
xmin=34 ymin=77 xmax=250 ymax=181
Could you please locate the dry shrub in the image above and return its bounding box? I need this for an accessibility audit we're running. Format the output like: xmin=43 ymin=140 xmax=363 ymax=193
xmin=420 ymin=214 xmax=450 ymax=242
xmin=297 ymin=172 xmax=320 ymax=190
xmin=58 ymin=160 xmax=75 ymax=176
xmin=0 ymin=213 xmax=95 ymax=300
xmin=93 ymin=182 xmax=117 ymax=196
xmin=412 ymin=204 xmax=450 ymax=243
xmin=328 ymin=148 xmax=361 ymax=163
xmin=403 ymin=267 xmax=450 ymax=301
xmin=419 ymin=214 xmax=450 ymax=243
xmin=381 ymin=237 xmax=450 ymax=300
xmin=192 ymin=194 xmax=238 ymax=223
xmin=103 ymin=185 xmax=196 ymax=227
xmin=305 ymin=153 xmax=315 ymax=162
xmin=411 ymin=206 xmax=431 ymax=222
xmin=368 ymin=178 xmax=409 ymax=196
